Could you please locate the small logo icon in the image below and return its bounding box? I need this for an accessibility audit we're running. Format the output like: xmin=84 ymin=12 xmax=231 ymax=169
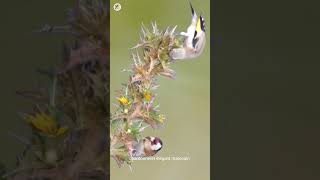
xmin=113 ymin=3 xmax=121 ymax=12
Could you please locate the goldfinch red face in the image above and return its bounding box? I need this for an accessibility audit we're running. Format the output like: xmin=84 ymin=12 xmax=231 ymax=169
xmin=146 ymin=136 xmax=163 ymax=151
xmin=143 ymin=136 xmax=163 ymax=157
xmin=131 ymin=136 xmax=163 ymax=157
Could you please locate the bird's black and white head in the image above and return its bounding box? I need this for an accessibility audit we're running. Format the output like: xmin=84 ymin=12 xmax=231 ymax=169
xmin=139 ymin=136 xmax=163 ymax=157
xmin=192 ymin=13 xmax=206 ymax=49
xmin=147 ymin=136 xmax=163 ymax=152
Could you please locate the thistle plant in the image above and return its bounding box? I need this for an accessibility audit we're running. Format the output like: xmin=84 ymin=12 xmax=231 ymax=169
xmin=4 ymin=1 xmax=109 ymax=180
xmin=111 ymin=23 xmax=184 ymax=167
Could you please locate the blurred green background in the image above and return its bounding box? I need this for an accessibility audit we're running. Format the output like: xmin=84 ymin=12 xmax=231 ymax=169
xmin=110 ymin=0 xmax=210 ymax=180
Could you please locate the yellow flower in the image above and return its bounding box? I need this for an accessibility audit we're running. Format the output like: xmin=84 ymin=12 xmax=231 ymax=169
xmin=126 ymin=128 xmax=132 ymax=134
xmin=143 ymin=92 xmax=152 ymax=102
xmin=158 ymin=114 xmax=165 ymax=124
xmin=118 ymin=96 xmax=131 ymax=106
xmin=26 ymin=112 xmax=68 ymax=137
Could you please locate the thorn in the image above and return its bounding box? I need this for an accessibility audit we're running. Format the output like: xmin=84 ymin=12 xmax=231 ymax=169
xmin=121 ymin=69 xmax=132 ymax=72
xmin=125 ymin=85 xmax=129 ymax=96
xmin=136 ymin=51 xmax=142 ymax=64
xmin=139 ymin=125 xmax=150 ymax=132
xmin=130 ymin=43 xmax=142 ymax=49
xmin=151 ymin=84 xmax=160 ymax=90
xmin=152 ymin=21 xmax=158 ymax=34
xmin=153 ymin=104 xmax=160 ymax=110
xmin=171 ymin=25 xmax=177 ymax=35
xmin=164 ymin=27 xmax=170 ymax=35
xmin=141 ymin=22 xmax=150 ymax=35
xmin=138 ymin=120 xmax=143 ymax=127
xmin=154 ymin=21 xmax=158 ymax=30
xmin=141 ymin=26 xmax=146 ymax=37
xmin=132 ymin=53 xmax=138 ymax=67
xmin=128 ymin=164 xmax=133 ymax=172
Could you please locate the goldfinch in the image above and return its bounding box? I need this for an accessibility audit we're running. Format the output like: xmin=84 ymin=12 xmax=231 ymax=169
xmin=170 ymin=3 xmax=206 ymax=61
xmin=131 ymin=136 xmax=163 ymax=157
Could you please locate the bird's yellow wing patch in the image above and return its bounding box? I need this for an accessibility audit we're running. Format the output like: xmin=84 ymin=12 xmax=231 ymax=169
xmin=196 ymin=18 xmax=202 ymax=33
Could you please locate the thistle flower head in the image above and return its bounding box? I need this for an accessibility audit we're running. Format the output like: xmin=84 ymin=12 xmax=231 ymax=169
xmin=143 ymin=91 xmax=153 ymax=102
xmin=111 ymin=22 xmax=182 ymax=168
xmin=118 ymin=96 xmax=131 ymax=106
xmin=26 ymin=111 xmax=68 ymax=138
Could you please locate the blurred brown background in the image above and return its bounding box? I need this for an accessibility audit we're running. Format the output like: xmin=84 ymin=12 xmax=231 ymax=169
xmin=213 ymin=0 xmax=320 ymax=179
xmin=0 ymin=0 xmax=75 ymax=169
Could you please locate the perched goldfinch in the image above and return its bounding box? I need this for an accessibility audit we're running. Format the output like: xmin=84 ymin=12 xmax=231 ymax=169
xmin=170 ymin=3 xmax=206 ymax=61
xmin=131 ymin=136 xmax=163 ymax=157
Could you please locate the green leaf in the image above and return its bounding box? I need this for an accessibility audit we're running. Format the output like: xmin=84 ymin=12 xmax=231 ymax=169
xmin=111 ymin=119 xmax=123 ymax=134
